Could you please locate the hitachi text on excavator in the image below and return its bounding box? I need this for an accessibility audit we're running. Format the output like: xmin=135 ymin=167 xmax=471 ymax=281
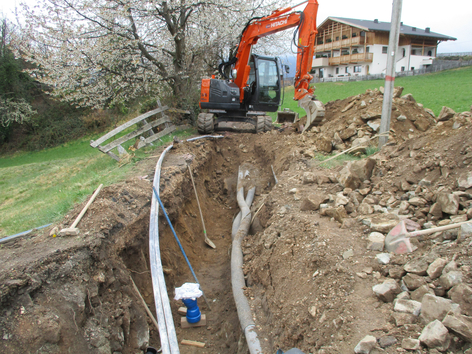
xmin=198 ymin=0 xmax=325 ymax=134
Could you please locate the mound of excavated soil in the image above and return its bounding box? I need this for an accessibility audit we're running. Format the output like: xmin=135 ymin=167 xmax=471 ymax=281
xmin=1 ymin=89 xmax=471 ymax=354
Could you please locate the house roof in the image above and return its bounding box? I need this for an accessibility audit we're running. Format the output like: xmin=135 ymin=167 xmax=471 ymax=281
xmin=320 ymin=17 xmax=457 ymax=41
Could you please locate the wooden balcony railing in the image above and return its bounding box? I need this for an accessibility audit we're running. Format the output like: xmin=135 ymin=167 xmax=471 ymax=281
xmin=315 ymin=36 xmax=365 ymax=52
xmin=328 ymin=53 xmax=373 ymax=65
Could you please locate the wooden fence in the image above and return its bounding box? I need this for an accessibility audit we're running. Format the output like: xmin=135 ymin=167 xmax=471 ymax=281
xmin=90 ymin=101 xmax=183 ymax=160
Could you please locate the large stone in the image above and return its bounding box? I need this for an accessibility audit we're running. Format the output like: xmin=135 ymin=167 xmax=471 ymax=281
xmin=351 ymin=137 xmax=370 ymax=154
xmin=408 ymin=197 xmax=428 ymax=207
xmin=367 ymin=232 xmax=385 ymax=251
xmin=427 ymin=258 xmax=447 ymax=279
xmin=403 ymin=273 xmax=428 ymax=291
xmin=354 ymin=335 xmax=377 ymax=354
xmin=402 ymin=338 xmax=420 ymax=350
xmin=335 ymin=192 xmax=350 ymax=207
xmin=429 ymin=203 xmax=443 ymax=219
xmin=317 ymin=137 xmax=332 ymax=153
xmin=404 ymin=258 xmax=429 ymax=275
xmin=337 ymin=166 xmax=362 ymax=189
xmin=436 ymin=193 xmax=459 ymax=215
xmin=392 ymin=312 xmax=418 ymax=326
xmin=438 ymin=106 xmax=456 ymax=121
xmin=358 ymin=202 xmax=373 ymax=215
xmin=360 ymin=110 xmax=381 ymax=120
xmin=442 ymin=313 xmax=472 ymax=342
xmin=448 ymin=284 xmax=472 ymax=316
xmin=421 ymin=293 xmax=461 ymax=324
xmin=370 ymin=213 xmax=400 ymax=233
xmin=302 ymin=172 xmax=316 ymax=184
xmin=393 ymin=86 xmax=404 ymax=98
xmin=367 ymin=119 xmax=381 ymax=132
xmin=440 ymin=271 xmax=463 ymax=290
xmin=378 ymin=336 xmax=397 ymax=348
xmin=413 ymin=117 xmax=431 ymax=132
xmin=458 ymin=171 xmax=472 ymax=189
xmin=394 ymin=299 xmax=422 ymax=316
xmin=419 ymin=320 xmax=450 ymax=350
xmin=350 ymin=158 xmax=376 ymax=181
xmin=402 ymin=93 xmax=416 ymax=102
xmin=339 ymin=127 xmax=356 ymax=140
xmin=300 ymin=194 xmax=329 ymax=211
xmin=373 ymin=279 xmax=401 ymax=302
xmin=411 ymin=285 xmax=434 ymax=302
xmin=321 ymin=206 xmax=348 ymax=223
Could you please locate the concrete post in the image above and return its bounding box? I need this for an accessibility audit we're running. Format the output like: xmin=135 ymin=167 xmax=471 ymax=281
xmin=379 ymin=0 xmax=403 ymax=148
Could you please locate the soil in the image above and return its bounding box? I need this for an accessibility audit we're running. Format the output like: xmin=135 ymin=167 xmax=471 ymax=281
xmin=1 ymin=87 xmax=471 ymax=354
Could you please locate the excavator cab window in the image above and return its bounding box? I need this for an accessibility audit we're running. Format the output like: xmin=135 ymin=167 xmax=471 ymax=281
xmin=256 ymin=58 xmax=279 ymax=103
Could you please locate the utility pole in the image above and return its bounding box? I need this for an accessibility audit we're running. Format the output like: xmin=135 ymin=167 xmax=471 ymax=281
xmin=378 ymin=0 xmax=403 ymax=148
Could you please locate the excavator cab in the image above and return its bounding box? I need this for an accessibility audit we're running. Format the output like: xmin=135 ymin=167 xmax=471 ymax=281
xmin=198 ymin=54 xmax=282 ymax=134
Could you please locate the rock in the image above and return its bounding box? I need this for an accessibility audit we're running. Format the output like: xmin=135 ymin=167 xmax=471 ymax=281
xmin=419 ymin=320 xmax=450 ymax=350
xmin=309 ymin=306 xmax=317 ymax=318
xmin=402 ymin=273 xmax=427 ymax=290
xmin=378 ymin=336 xmax=397 ymax=348
xmin=300 ymin=194 xmax=329 ymax=211
xmin=360 ymin=101 xmax=367 ymax=108
xmin=342 ymin=100 xmax=356 ymax=113
xmin=338 ymin=167 xmax=362 ymax=189
xmin=404 ymin=258 xmax=429 ymax=275
xmin=360 ymin=110 xmax=381 ymax=121
xmin=458 ymin=171 xmax=472 ymax=189
xmin=429 ymin=203 xmax=443 ymax=219
xmin=394 ymin=299 xmax=422 ymax=316
xmin=343 ymin=249 xmax=354 ymax=260
xmin=358 ymin=203 xmax=374 ymax=215
xmin=421 ymin=293 xmax=461 ymax=324
xmin=413 ymin=117 xmax=431 ymax=132
xmin=367 ymin=232 xmax=385 ymax=251
xmin=350 ymin=158 xmax=376 ymax=181
xmin=411 ymin=285 xmax=434 ymax=302
xmin=437 ymin=192 xmax=459 ymax=215
xmin=442 ymin=313 xmax=472 ymax=342
xmin=373 ymin=280 xmax=401 ymax=302
xmin=389 ymin=267 xmax=406 ymax=279
xmin=402 ymin=93 xmax=416 ymax=102
xmin=408 ymin=197 xmax=427 ymax=207
xmin=393 ymin=86 xmax=404 ymax=98
xmin=332 ymin=132 xmax=346 ymax=150
xmin=449 ymin=284 xmax=472 ymax=316
xmin=425 ymin=108 xmax=436 ymax=118
xmin=396 ymin=114 xmax=407 ymax=121
xmin=392 ymin=312 xmax=418 ymax=326
xmin=440 ymin=271 xmax=463 ymax=289
xmin=317 ymin=137 xmax=332 ymax=153
xmin=335 ymin=192 xmax=350 ymax=207
xmin=351 ymin=137 xmax=370 ymax=154
xmin=402 ymin=338 xmax=420 ymax=350
xmin=376 ymin=253 xmax=391 ymax=265
xmin=450 ymin=214 xmax=468 ymax=223
xmin=427 ymin=258 xmax=447 ymax=279
xmin=367 ymin=119 xmax=380 ymax=132
xmin=289 ymin=188 xmax=298 ymax=194
xmin=438 ymin=106 xmax=456 ymax=121
xmin=370 ymin=213 xmax=400 ymax=233
xmin=444 ymin=260 xmax=458 ymax=273
xmin=339 ymin=127 xmax=356 ymax=140
xmin=396 ymin=291 xmax=410 ymax=300
xmin=303 ymin=172 xmax=316 ymax=184
xmin=354 ymin=335 xmax=377 ymax=354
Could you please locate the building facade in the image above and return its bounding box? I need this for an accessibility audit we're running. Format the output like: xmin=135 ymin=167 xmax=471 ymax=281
xmin=312 ymin=17 xmax=456 ymax=79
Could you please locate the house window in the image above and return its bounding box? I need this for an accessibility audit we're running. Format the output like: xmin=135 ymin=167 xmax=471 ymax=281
xmin=366 ymin=46 xmax=370 ymax=53
xmin=354 ymin=66 xmax=361 ymax=73
xmin=428 ymin=50 xmax=432 ymax=56
xmin=382 ymin=46 xmax=388 ymax=54
xmin=352 ymin=49 xmax=358 ymax=54
xmin=411 ymin=49 xmax=416 ymax=55
xmin=402 ymin=48 xmax=406 ymax=57
xmin=336 ymin=36 xmax=339 ymax=41
xmin=352 ymin=32 xmax=357 ymax=37
xmin=411 ymin=67 xmax=415 ymax=70
xmin=336 ymin=67 xmax=339 ymax=74
xmin=345 ymin=67 xmax=349 ymax=73
xmin=401 ymin=66 xmax=405 ymax=71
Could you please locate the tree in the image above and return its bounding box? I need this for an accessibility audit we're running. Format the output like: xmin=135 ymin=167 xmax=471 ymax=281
xmin=17 ymin=0 xmax=290 ymax=110
xmin=0 ymin=18 xmax=36 ymax=142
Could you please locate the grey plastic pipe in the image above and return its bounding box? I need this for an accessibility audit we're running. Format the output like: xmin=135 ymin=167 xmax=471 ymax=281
xmin=149 ymin=135 xmax=222 ymax=354
xmin=231 ymin=187 xmax=255 ymax=239
xmin=231 ymin=167 xmax=262 ymax=354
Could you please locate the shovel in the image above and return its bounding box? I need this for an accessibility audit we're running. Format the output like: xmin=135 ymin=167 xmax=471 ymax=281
xmin=187 ymin=164 xmax=216 ymax=249
xmin=385 ymin=219 xmax=472 ymax=254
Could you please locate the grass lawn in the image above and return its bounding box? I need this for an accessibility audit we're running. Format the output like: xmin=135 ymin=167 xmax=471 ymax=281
xmin=272 ymin=66 xmax=472 ymax=120
xmin=0 ymin=127 xmax=193 ymax=238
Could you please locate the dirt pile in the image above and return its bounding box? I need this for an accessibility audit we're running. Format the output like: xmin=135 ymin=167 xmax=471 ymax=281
xmin=0 ymin=90 xmax=471 ymax=354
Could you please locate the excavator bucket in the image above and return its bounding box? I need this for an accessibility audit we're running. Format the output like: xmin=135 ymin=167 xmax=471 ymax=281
xmin=276 ymin=109 xmax=299 ymax=124
xmin=298 ymin=95 xmax=325 ymax=133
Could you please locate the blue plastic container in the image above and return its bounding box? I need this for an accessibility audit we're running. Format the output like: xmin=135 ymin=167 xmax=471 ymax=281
xmin=182 ymin=298 xmax=201 ymax=323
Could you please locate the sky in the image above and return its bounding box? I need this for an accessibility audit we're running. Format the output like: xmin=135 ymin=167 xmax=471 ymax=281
xmin=1 ymin=0 xmax=471 ymax=53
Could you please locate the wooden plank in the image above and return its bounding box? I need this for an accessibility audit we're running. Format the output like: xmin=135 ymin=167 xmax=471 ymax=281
xmin=168 ymin=108 xmax=191 ymax=114
xmin=137 ymin=125 xmax=176 ymax=149
xmin=181 ymin=340 xmax=205 ymax=348
xmin=90 ymin=106 xmax=169 ymax=147
xmin=98 ymin=116 xmax=171 ymax=153
xmin=181 ymin=314 xmax=207 ymax=329
xmin=178 ymin=307 xmax=187 ymax=316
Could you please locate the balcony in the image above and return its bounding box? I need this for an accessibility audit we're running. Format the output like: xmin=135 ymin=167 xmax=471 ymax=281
xmin=312 ymin=57 xmax=330 ymax=68
xmin=315 ymin=36 xmax=365 ymax=52
xmin=329 ymin=53 xmax=373 ymax=65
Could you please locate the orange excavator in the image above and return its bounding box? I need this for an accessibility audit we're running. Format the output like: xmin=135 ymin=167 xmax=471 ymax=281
xmin=198 ymin=0 xmax=325 ymax=134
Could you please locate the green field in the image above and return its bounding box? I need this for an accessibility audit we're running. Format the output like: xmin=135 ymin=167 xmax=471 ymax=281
xmin=273 ymin=66 xmax=472 ymax=119
xmin=0 ymin=128 xmax=193 ymax=238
